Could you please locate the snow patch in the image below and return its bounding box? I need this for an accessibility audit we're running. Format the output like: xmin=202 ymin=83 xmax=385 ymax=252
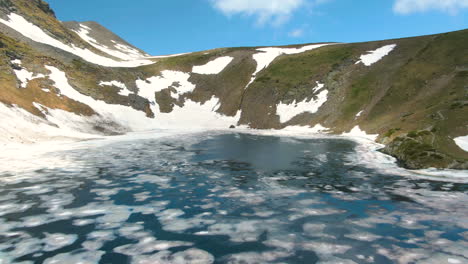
xmin=99 ymin=81 xmax=132 ymax=96
xmin=246 ymin=44 xmax=333 ymax=89
xmin=276 ymin=82 xmax=328 ymax=123
xmin=0 ymin=13 xmax=154 ymax=67
xmin=356 ymin=44 xmax=397 ymax=66
xmin=454 ymin=136 xmax=468 ymax=152
xmin=136 ymin=71 xmax=196 ymax=106
xmin=11 ymin=60 xmax=45 ymax=88
xmin=192 ymin=56 xmax=233 ymax=74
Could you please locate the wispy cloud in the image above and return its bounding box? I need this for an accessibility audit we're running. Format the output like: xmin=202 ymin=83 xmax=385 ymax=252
xmin=289 ymin=28 xmax=305 ymax=37
xmin=394 ymin=0 xmax=468 ymax=14
xmin=210 ymin=0 xmax=306 ymax=25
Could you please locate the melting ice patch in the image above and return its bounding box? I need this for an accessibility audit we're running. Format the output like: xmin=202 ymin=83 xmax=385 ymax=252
xmin=276 ymin=82 xmax=328 ymax=123
xmin=356 ymin=44 xmax=397 ymax=66
xmin=192 ymin=56 xmax=234 ymax=74
xmin=0 ymin=13 xmax=154 ymax=67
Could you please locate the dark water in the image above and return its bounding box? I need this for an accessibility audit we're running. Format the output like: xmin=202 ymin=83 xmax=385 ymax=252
xmin=0 ymin=132 xmax=467 ymax=264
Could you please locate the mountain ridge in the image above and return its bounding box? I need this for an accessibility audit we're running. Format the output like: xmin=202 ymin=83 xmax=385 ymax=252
xmin=0 ymin=0 xmax=467 ymax=170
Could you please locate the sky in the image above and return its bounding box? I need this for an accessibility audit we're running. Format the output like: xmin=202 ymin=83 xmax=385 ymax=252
xmin=46 ymin=0 xmax=468 ymax=56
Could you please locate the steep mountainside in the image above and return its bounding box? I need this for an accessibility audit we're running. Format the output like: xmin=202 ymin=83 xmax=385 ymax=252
xmin=0 ymin=0 xmax=467 ymax=169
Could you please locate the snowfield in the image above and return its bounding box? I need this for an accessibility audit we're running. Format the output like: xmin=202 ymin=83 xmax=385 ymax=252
xmin=0 ymin=13 xmax=154 ymax=67
xmin=356 ymin=44 xmax=397 ymax=66
xmin=192 ymin=56 xmax=234 ymax=74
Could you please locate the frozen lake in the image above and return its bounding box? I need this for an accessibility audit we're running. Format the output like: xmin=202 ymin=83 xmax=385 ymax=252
xmin=0 ymin=131 xmax=467 ymax=263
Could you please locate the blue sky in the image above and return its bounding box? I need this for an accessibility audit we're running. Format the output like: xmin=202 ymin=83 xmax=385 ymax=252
xmin=46 ymin=0 xmax=468 ymax=56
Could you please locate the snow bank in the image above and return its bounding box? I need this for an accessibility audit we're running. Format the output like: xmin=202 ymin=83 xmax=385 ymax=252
xmin=276 ymin=82 xmax=328 ymax=123
xmin=0 ymin=13 xmax=154 ymax=67
xmin=356 ymin=44 xmax=397 ymax=66
xmin=11 ymin=60 xmax=45 ymax=88
xmin=342 ymin=126 xmax=379 ymax=141
xmin=99 ymin=81 xmax=132 ymax=96
xmin=454 ymin=136 xmax=468 ymax=152
xmin=73 ymin=24 xmax=148 ymax=61
xmin=192 ymin=56 xmax=233 ymax=74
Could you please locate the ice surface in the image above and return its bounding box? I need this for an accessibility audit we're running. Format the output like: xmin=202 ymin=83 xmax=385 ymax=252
xmin=0 ymin=130 xmax=467 ymax=263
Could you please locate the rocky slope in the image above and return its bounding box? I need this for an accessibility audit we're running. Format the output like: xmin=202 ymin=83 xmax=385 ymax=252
xmin=0 ymin=0 xmax=467 ymax=169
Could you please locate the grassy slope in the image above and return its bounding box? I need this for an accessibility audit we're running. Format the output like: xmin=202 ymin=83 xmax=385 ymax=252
xmin=240 ymin=30 xmax=468 ymax=168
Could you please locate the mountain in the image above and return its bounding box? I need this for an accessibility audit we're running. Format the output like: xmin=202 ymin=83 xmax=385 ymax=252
xmin=0 ymin=0 xmax=467 ymax=170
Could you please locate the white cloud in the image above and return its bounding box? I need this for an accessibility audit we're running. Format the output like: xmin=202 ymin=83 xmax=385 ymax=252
xmin=289 ymin=28 xmax=304 ymax=37
xmin=394 ymin=0 xmax=468 ymax=14
xmin=210 ymin=0 xmax=305 ymax=25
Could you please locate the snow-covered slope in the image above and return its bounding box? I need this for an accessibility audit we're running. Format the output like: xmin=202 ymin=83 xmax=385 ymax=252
xmin=0 ymin=13 xmax=154 ymax=67
xmin=65 ymin=21 xmax=149 ymax=61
